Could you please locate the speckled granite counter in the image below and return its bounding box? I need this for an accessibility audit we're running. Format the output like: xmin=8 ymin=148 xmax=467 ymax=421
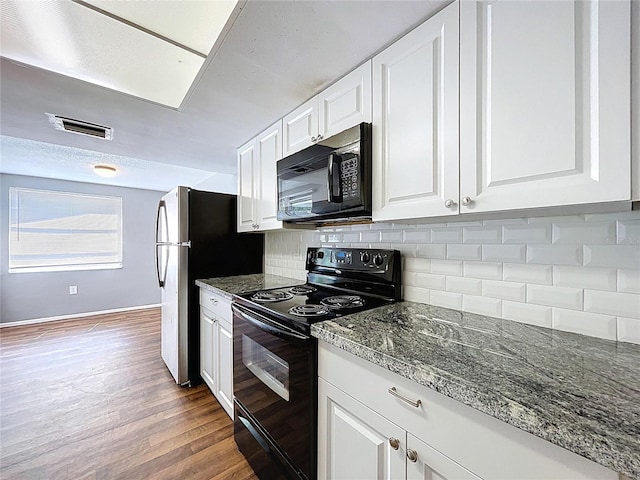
xmin=311 ymin=301 xmax=640 ymax=479
xmin=196 ymin=274 xmax=301 ymax=299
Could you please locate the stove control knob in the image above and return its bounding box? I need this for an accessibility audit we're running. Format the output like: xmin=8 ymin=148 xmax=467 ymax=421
xmin=373 ymin=254 xmax=384 ymax=266
xmin=360 ymin=252 xmax=371 ymax=263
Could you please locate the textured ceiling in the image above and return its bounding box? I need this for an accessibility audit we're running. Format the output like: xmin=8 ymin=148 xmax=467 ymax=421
xmin=0 ymin=0 xmax=449 ymax=192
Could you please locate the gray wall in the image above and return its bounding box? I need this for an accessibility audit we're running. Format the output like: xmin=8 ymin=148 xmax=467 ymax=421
xmin=0 ymin=174 xmax=164 ymax=323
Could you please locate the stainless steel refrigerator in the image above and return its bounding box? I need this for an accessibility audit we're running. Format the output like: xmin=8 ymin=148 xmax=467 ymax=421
xmin=155 ymin=186 xmax=263 ymax=386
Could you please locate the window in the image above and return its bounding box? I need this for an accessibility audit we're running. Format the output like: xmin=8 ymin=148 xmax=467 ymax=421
xmin=9 ymin=187 xmax=123 ymax=273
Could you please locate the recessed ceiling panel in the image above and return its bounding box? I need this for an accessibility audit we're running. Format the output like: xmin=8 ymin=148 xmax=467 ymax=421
xmin=0 ymin=0 xmax=205 ymax=107
xmin=82 ymin=0 xmax=238 ymax=55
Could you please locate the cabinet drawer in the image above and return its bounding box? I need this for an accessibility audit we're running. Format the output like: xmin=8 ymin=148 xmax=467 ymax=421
xmin=318 ymin=341 xmax=616 ymax=480
xmin=199 ymin=288 xmax=232 ymax=322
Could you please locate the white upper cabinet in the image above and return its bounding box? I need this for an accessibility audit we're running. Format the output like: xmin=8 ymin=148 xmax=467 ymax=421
xmin=236 ymin=120 xmax=283 ymax=232
xmin=283 ymin=61 xmax=372 ymax=157
xmin=318 ymin=62 xmax=372 ymax=140
xmin=372 ymin=2 xmax=460 ymax=222
xmin=256 ymin=122 xmax=283 ymax=230
xmin=237 ymin=140 xmax=256 ymax=232
xmin=459 ymin=0 xmax=631 ymax=213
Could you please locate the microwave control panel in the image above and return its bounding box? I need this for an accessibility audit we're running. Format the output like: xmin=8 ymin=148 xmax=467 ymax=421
xmin=340 ymin=156 xmax=359 ymax=198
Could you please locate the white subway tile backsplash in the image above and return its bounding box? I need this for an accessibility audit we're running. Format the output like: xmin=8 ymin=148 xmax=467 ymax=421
xmin=584 ymin=245 xmax=640 ymax=269
xmin=463 ymin=295 xmax=502 ymax=317
xmin=482 ymin=245 xmax=526 ymax=263
xmin=552 ymin=308 xmax=617 ymax=341
xmin=552 ymin=221 xmax=616 ymax=245
xmin=402 ymin=271 xmax=417 ymax=287
xmin=527 ymin=284 xmax=583 ymax=310
xmin=585 ymin=211 xmax=639 ymax=222
xmin=447 ymin=244 xmax=482 ymax=261
xmin=403 ymin=229 xmax=431 ymax=243
xmin=405 ymin=257 xmax=431 ymax=272
xmin=553 ymin=266 xmax=616 ymax=291
xmin=416 ymin=273 xmax=446 ymax=290
xmin=529 ymin=215 xmax=584 ymax=223
xmin=265 ymin=210 xmax=639 ymax=343
xmin=527 ymin=245 xmax=582 ymax=266
xmin=381 ymin=230 xmax=403 ymax=242
xmin=617 ymin=317 xmax=640 ymax=344
xmin=482 ymin=280 xmax=526 ymax=302
xmin=403 ymin=286 xmax=430 ymax=304
xmin=503 ymin=263 xmax=552 ymax=285
xmin=503 ymin=224 xmax=551 ymax=244
xmin=446 ymin=276 xmax=482 ymax=295
xmin=584 ymin=290 xmax=640 ymax=319
xmin=430 ymin=260 xmax=463 ymax=276
xmin=342 ymin=232 xmax=360 ymax=243
xmin=617 ymin=220 xmax=640 ymax=245
xmin=463 ymin=226 xmax=501 ymax=244
xmin=417 ymin=244 xmax=446 ymax=259
xmin=503 ymin=301 xmax=552 ymax=328
xmin=430 ymin=290 xmax=463 ymax=310
xmin=360 ymin=231 xmax=381 ymax=243
xmin=618 ymin=269 xmax=640 ymax=294
xmin=463 ymin=261 xmax=502 ymax=280
xmin=432 ymin=228 xmax=462 ymax=244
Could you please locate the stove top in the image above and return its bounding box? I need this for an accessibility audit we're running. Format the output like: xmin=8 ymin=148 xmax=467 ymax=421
xmin=236 ymin=283 xmax=391 ymax=328
xmin=234 ymin=247 xmax=401 ymax=334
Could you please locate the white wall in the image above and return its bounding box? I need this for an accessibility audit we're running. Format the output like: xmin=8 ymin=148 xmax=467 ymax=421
xmin=0 ymin=174 xmax=163 ymax=323
xmin=265 ymin=210 xmax=640 ymax=344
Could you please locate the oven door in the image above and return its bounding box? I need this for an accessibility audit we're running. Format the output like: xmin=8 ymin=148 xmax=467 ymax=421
xmin=232 ymin=303 xmax=317 ymax=480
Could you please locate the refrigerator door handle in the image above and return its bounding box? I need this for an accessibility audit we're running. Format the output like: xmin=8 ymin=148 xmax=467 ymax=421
xmin=155 ymin=200 xmax=169 ymax=288
xmin=155 ymin=245 xmax=165 ymax=288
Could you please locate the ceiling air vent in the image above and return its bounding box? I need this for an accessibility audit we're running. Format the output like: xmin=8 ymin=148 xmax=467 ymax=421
xmin=45 ymin=113 xmax=113 ymax=140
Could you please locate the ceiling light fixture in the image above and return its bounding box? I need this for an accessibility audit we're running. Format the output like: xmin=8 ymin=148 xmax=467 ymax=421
xmin=94 ymin=165 xmax=117 ymax=177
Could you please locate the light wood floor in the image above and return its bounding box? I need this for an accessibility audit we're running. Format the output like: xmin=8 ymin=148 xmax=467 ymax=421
xmin=0 ymin=308 xmax=258 ymax=480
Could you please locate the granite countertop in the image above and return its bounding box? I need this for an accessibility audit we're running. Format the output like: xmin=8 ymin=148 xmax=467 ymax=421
xmin=195 ymin=273 xmax=302 ymax=299
xmin=311 ymin=302 xmax=640 ymax=479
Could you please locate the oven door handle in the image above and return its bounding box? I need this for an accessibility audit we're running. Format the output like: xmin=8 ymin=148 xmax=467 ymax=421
xmin=232 ymin=303 xmax=311 ymax=342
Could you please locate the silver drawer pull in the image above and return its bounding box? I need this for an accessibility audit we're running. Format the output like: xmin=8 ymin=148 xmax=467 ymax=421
xmin=388 ymin=387 xmax=422 ymax=408
xmin=388 ymin=437 xmax=400 ymax=450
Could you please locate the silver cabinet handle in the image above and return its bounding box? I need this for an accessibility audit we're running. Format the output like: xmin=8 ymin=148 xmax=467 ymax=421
xmin=461 ymin=196 xmax=473 ymax=206
xmin=311 ymin=136 xmax=317 ymax=142
xmin=317 ymin=134 xmax=323 ymax=141
xmin=388 ymin=387 xmax=422 ymax=408
xmin=407 ymin=449 xmax=418 ymax=463
xmin=389 ymin=437 xmax=400 ymax=450
xmin=444 ymin=199 xmax=456 ymax=208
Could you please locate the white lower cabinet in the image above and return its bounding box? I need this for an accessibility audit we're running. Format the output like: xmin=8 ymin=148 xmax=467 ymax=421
xmin=199 ymin=288 xmax=234 ymax=420
xmin=318 ymin=341 xmax=618 ymax=480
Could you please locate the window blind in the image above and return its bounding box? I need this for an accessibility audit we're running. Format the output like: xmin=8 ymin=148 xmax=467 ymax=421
xmin=9 ymin=187 xmax=123 ymax=273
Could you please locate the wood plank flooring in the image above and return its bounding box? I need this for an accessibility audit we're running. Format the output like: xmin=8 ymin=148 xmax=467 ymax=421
xmin=0 ymin=308 xmax=258 ymax=480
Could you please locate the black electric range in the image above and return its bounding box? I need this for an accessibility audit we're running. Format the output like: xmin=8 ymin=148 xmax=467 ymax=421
xmin=232 ymin=247 xmax=401 ymax=480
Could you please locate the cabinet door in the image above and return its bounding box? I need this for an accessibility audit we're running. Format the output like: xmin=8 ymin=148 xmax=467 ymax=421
xmin=237 ymin=139 xmax=257 ymax=232
xmin=407 ymin=433 xmax=481 ymax=480
xmin=372 ymin=1 xmax=460 ymax=222
xmin=319 ymin=61 xmax=372 ymax=139
xmin=200 ymin=310 xmax=216 ymax=393
xmin=459 ymin=0 xmax=630 ymax=213
xmin=318 ymin=378 xmax=405 ymax=480
xmin=256 ymin=120 xmax=283 ymax=231
xmin=216 ymin=319 xmax=234 ymax=420
xmin=283 ymin=97 xmax=318 ymax=157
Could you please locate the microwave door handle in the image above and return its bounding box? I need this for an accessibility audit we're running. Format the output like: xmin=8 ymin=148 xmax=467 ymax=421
xmin=327 ymin=153 xmax=342 ymax=203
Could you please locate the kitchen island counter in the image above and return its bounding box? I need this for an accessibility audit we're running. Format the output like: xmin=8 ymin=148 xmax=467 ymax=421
xmin=312 ymin=301 xmax=640 ymax=479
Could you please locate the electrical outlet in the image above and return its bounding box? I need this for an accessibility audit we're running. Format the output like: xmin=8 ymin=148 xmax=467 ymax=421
xmin=69 ymin=285 xmax=78 ymax=295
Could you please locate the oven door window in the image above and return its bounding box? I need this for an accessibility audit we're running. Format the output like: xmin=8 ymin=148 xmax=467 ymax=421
xmin=242 ymin=334 xmax=289 ymax=401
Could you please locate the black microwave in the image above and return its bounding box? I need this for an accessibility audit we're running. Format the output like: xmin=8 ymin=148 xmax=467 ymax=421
xmin=277 ymin=122 xmax=372 ymax=224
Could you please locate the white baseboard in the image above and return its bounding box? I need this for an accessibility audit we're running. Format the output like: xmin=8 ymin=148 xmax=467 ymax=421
xmin=0 ymin=304 xmax=162 ymax=328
